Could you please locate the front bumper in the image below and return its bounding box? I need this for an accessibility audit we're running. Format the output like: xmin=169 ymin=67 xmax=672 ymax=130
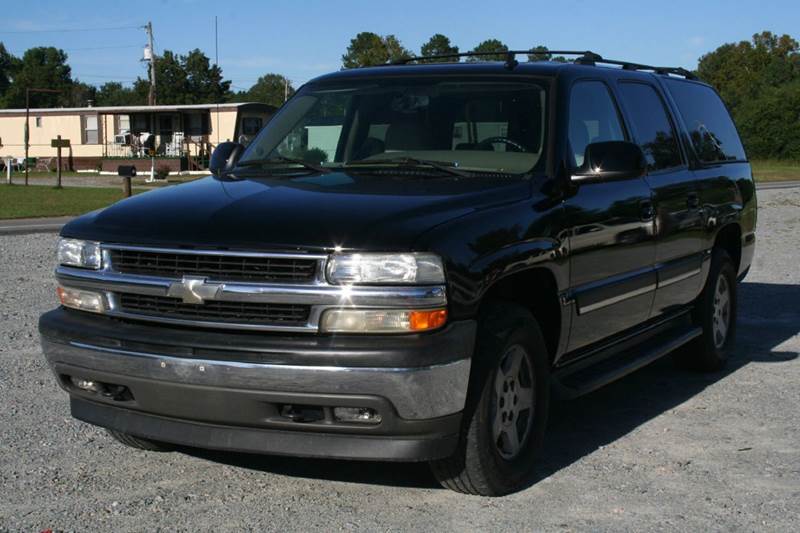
xmin=40 ymin=309 xmax=475 ymax=461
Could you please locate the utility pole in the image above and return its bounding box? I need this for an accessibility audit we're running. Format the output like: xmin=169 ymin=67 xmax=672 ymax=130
xmin=214 ymin=16 xmax=220 ymax=145
xmin=284 ymin=78 xmax=289 ymax=102
xmin=144 ymin=21 xmax=156 ymax=105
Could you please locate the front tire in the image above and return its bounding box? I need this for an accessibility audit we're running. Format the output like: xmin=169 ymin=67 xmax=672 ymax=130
xmin=430 ymin=303 xmax=550 ymax=496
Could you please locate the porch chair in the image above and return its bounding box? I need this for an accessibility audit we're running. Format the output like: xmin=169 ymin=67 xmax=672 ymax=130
xmin=35 ymin=157 xmax=54 ymax=171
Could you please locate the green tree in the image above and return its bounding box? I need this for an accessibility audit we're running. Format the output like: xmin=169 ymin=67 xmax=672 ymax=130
xmin=341 ymin=32 xmax=412 ymax=68
xmin=2 ymin=47 xmax=73 ymax=107
xmin=420 ymin=34 xmax=459 ymax=62
xmin=383 ymin=35 xmax=412 ymax=63
xmin=131 ymin=49 xmax=231 ymax=105
xmin=527 ymin=45 xmax=569 ymax=63
xmin=467 ymin=39 xmax=509 ymax=62
xmin=0 ymin=42 xmax=18 ymax=103
xmin=96 ymin=82 xmax=142 ymax=106
xmin=183 ymin=48 xmax=231 ymax=103
xmin=736 ymin=80 xmax=800 ymax=159
xmin=697 ymin=31 xmax=800 ymax=159
xmin=236 ymin=73 xmax=294 ymax=107
xmin=68 ymin=81 xmax=97 ymax=107
xmin=132 ymin=50 xmax=186 ymax=104
xmin=698 ymin=31 xmax=799 ymax=111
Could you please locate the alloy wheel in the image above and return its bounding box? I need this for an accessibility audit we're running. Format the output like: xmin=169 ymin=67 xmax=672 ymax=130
xmin=712 ymin=273 xmax=731 ymax=349
xmin=491 ymin=344 xmax=535 ymax=460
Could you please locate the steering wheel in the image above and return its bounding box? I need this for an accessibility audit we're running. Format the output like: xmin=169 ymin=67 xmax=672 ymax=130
xmin=476 ymin=136 xmax=526 ymax=152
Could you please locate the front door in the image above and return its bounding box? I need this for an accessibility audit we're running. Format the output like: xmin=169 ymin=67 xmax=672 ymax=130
xmin=563 ymin=80 xmax=656 ymax=353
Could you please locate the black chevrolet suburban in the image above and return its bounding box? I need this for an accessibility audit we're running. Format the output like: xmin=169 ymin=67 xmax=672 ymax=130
xmin=40 ymin=51 xmax=756 ymax=496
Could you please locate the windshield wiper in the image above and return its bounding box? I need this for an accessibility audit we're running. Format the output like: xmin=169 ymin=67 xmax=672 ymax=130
xmin=237 ymin=156 xmax=332 ymax=174
xmin=342 ymin=156 xmax=471 ymax=178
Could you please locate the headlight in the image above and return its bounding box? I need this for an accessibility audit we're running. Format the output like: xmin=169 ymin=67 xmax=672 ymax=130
xmin=57 ymin=238 xmax=102 ymax=269
xmin=320 ymin=308 xmax=447 ymax=333
xmin=326 ymin=253 xmax=444 ymax=285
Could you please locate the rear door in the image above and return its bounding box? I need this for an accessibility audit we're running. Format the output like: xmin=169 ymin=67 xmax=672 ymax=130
xmin=661 ymin=78 xmax=754 ymax=279
xmin=616 ymin=80 xmax=705 ymax=316
xmin=563 ymin=79 xmax=656 ymax=352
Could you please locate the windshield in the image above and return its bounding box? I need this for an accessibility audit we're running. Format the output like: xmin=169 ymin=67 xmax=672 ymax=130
xmin=239 ymin=77 xmax=549 ymax=175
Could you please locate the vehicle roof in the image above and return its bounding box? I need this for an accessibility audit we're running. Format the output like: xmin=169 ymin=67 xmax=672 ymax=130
xmin=308 ymin=60 xmax=703 ymax=85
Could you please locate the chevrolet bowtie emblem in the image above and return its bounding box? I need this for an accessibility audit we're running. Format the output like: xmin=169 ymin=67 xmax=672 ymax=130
xmin=166 ymin=276 xmax=223 ymax=304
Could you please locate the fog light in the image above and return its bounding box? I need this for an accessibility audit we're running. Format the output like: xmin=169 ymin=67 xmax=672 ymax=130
xmin=57 ymin=286 xmax=106 ymax=313
xmin=333 ymin=407 xmax=382 ymax=424
xmin=70 ymin=376 xmax=101 ymax=393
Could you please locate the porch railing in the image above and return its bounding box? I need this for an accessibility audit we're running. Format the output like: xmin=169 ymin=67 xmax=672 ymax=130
xmin=103 ymin=135 xmax=214 ymax=170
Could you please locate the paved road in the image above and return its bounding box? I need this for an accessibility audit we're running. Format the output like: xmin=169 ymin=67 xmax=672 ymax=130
xmin=0 ymin=217 xmax=74 ymax=236
xmin=0 ymin=189 xmax=798 ymax=532
xmin=755 ymin=180 xmax=800 ymax=190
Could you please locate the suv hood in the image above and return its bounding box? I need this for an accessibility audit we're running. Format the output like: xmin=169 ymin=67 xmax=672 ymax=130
xmin=62 ymin=173 xmax=532 ymax=251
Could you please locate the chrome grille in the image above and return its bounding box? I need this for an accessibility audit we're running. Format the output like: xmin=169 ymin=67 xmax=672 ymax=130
xmin=108 ymin=249 xmax=317 ymax=283
xmin=117 ymin=293 xmax=311 ymax=327
xmin=56 ymin=246 xmax=447 ymax=333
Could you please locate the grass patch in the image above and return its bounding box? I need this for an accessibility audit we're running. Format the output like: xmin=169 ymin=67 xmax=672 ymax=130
xmin=751 ymin=160 xmax=800 ymax=182
xmin=0 ymin=184 xmax=138 ymax=219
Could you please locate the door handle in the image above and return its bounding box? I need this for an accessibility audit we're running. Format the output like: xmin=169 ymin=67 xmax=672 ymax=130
xmin=640 ymin=200 xmax=655 ymax=221
xmin=687 ymin=192 xmax=700 ymax=209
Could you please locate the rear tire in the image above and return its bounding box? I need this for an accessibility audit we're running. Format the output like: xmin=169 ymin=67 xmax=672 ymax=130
xmin=675 ymin=248 xmax=738 ymax=372
xmin=430 ymin=302 xmax=550 ymax=496
xmin=106 ymin=429 xmax=173 ymax=452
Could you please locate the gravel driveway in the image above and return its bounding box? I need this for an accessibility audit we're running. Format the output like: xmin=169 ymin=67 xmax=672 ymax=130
xmin=1 ymin=188 xmax=798 ymax=532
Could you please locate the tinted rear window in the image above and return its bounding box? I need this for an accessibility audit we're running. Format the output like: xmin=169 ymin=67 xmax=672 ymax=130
xmin=664 ymin=79 xmax=746 ymax=163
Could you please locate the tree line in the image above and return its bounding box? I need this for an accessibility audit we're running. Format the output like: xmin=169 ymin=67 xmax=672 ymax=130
xmin=1 ymin=31 xmax=798 ymax=159
xmin=697 ymin=31 xmax=799 ymax=160
xmin=341 ymin=33 xmax=568 ymax=65
xmin=0 ymin=43 xmax=295 ymax=109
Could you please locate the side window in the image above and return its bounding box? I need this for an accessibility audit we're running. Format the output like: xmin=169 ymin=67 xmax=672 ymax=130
xmin=241 ymin=117 xmax=263 ymax=136
xmin=665 ymin=79 xmax=746 ymax=163
xmin=568 ymin=81 xmax=625 ymax=167
xmin=618 ymin=82 xmax=682 ymax=171
xmin=81 ymin=114 xmax=99 ymax=145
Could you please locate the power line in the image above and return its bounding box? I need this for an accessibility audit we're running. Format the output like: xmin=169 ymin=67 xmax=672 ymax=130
xmin=72 ymin=74 xmax=140 ymax=80
xmin=58 ymin=44 xmax=141 ymax=52
xmin=0 ymin=24 xmax=141 ymax=34
xmin=232 ymin=77 xmax=311 ymax=85
xmin=8 ymin=44 xmax=141 ymax=54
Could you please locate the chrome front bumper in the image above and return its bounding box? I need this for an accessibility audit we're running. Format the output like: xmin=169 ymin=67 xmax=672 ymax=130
xmin=41 ymin=336 xmax=471 ymax=420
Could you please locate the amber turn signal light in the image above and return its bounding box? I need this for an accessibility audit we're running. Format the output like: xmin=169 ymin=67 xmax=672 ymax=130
xmin=408 ymin=309 xmax=448 ymax=331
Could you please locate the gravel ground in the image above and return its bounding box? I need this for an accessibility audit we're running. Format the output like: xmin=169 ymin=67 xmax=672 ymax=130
xmin=1 ymin=188 xmax=798 ymax=532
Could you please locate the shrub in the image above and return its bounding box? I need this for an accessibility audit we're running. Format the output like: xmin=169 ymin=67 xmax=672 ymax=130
xmin=155 ymin=165 xmax=171 ymax=180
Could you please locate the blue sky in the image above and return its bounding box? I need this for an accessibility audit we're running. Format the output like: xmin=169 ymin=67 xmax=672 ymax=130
xmin=2 ymin=0 xmax=798 ymax=91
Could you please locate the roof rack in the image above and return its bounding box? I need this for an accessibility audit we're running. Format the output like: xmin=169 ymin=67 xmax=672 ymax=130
xmin=389 ymin=50 xmax=698 ymax=79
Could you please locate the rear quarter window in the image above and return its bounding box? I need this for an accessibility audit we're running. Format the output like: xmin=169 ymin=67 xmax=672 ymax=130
xmin=664 ymin=79 xmax=747 ymax=163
